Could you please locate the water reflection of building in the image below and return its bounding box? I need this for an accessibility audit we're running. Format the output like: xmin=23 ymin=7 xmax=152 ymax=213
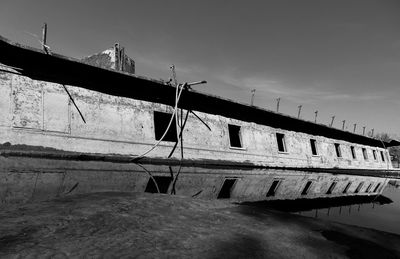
xmin=0 ymin=156 xmax=389 ymax=204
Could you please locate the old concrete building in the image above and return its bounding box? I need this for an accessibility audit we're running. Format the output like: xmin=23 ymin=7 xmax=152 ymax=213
xmin=0 ymin=35 xmax=398 ymax=203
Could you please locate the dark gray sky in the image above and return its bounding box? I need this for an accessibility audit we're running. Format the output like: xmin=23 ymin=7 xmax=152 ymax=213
xmin=1 ymin=0 xmax=400 ymax=135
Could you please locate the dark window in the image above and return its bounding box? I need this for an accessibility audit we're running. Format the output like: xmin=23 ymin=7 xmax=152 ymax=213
xmin=153 ymin=111 xmax=177 ymax=142
xmin=310 ymin=139 xmax=318 ymax=155
xmin=228 ymin=124 xmax=242 ymax=148
xmin=266 ymin=180 xmax=281 ymax=197
xmin=301 ymin=181 xmax=313 ymax=195
xmin=355 ymin=182 xmax=364 ymax=193
xmin=350 ymin=146 xmax=356 ymax=159
xmin=373 ymin=183 xmax=381 ymax=193
xmin=334 ymin=143 xmax=342 ymax=158
xmin=217 ymin=178 xmax=238 ymax=199
xmin=326 ymin=182 xmax=337 ymax=194
xmin=380 ymin=151 xmax=385 ymax=162
xmin=145 ymin=176 xmax=172 ymax=193
xmin=372 ymin=150 xmax=377 ymax=160
xmin=362 ymin=148 xmax=368 ymax=160
xmin=276 ymin=133 xmax=287 ymax=152
xmin=365 ymin=183 xmax=372 ymax=193
xmin=343 ymin=182 xmax=352 ymax=193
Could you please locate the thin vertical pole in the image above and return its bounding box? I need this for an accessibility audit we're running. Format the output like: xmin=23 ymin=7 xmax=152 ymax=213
xmin=314 ymin=110 xmax=318 ymax=123
xmin=342 ymin=120 xmax=346 ymax=130
xmin=276 ymin=98 xmax=281 ymax=112
xmin=250 ymin=89 xmax=256 ymax=106
xmin=297 ymin=105 xmax=302 ymax=119
xmin=363 ymin=126 xmax=366 ymax=135
xmin=353 ymin=124 xmax=357 ymax=133
xmin=330 ymin=116 xmax=335 ymax=127
xmin=42 ymin=23 xmax=48 ymax=53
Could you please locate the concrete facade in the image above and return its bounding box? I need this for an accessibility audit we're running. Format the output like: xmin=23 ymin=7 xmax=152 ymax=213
xmin=0 ymin=70 xmax=392 ymax=170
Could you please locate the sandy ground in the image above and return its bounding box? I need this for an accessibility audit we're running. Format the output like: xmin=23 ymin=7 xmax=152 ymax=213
xmin=0 ymin=192 xmax=399 ymax=259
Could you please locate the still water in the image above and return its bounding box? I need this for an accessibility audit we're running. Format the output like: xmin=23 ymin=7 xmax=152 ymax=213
xmin=279 ymin=180 xmax=400 ymax=235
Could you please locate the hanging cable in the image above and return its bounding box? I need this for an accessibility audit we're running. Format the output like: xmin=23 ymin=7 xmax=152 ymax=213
xmin=131 ymin=82 xmax=186 ymax=161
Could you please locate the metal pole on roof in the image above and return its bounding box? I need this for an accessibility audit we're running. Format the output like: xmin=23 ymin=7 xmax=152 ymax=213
xmin=276 ymin=98 xmax=281 ymax=112
xmin=330 ymin=116 xmax=335 ymax=127
xmin=371 ymin=128 xmax=374 ymax=137
xmin=353 ymin=124 xmax=357 ymax=133
xmin=297 ymin=105 xmax=302 ymax=119
xmin=42 ymin=23 xmax=48 ymax=54
xmin=342 ymin=120 xmax=346 ymax=130
xmin=314 ymin=110 xmax=318 ymax=123
xmin=363 ymin=126 xmax=366 ymax=135
xmin=250 ymin=89 xmax=256 ymax=106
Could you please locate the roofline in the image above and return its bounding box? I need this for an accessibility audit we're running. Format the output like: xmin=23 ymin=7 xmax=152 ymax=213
xmin=0 ymin=35 xmax=397 ymax=148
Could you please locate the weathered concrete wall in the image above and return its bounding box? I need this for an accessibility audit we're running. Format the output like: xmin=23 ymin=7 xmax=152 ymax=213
xmin=0 ymin=71 xmax=392 ymax=169
xmin=0 ymin=156 xmax=387 ymax=204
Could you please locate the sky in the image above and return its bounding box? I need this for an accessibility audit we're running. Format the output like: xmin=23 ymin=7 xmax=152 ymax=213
xmin=1 ymin=0 xmax=400 ymax=135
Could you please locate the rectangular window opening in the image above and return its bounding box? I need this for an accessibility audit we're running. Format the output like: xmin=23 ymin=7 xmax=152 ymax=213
xmin=334 ymin=143 xmax=342 ymax=158
xmin=380 ymin=151 xmax=385 ymax=162
xmin=343 ymin=182 xmax=352 ymax=194
xmin=145 ymin=176 xmax=173 ymax=194
xmin=372 ymin=150 xmax=377 ymax=161
xmin=153 ymin=111 xmax=177 ymax=142
xmin=228 ymin=124 xmax=242 ymax=148
xmin=217 ymin=178 xmax=238 ymax=199
xmin=276 ymin=133 xmax=287 ymax=152
xmin=310 ymin=139 xmax=318 ymax=156
xmin=350 ymin=146 xmax=356 ymax=159
xmin=373 ymin=183 xmax=381 ymax=193
xmin=266 ymin=180 xmax=281 ymax=197
xmin=301 ymin=181 xmax=313 ymax=195
xmin=355 ymin=182 xmax=364 ymax=193
xmin=326 ymin=181 xmax=337 ymax=195
xmin=362 ymin=148 xmax=368 ymax=160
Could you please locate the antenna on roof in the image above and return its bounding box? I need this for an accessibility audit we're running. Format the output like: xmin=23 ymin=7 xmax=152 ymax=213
xmin=329 ymin=116 xmax=335 ymax=127
xmin=250 ymin=89 xmax=256 ymax=106
xmin=342 ymin=120 xmax=346 ymax=130
xmin=297 ymin=105 xmax=302 ymax=119
xmin=363 ymin=126 xmax=366 ymax=135
xmin=353 ymin=123 xmax=357 ymax=133
xmin=41 ymin=23 xmax=50 ymax=54
xmin=314 ymin=110 xmax=318 ymax=123
xmin=276 ymin=98 xmax=281 ymax=112
xmin=371 ymin=128 xmax=374 ymax=137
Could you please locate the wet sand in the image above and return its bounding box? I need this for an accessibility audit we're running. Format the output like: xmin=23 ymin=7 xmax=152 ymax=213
xmin=0 ymin=192 xmax=399 ymax=258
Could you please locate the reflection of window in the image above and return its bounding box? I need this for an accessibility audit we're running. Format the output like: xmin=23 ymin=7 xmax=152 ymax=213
xmin=350 ymin=146 xmax=356 ymax=159
xmin=334 ymin=143 xmax=342 ymax=158
xmin=276 ymin=133 xmax=287 ymax=152
xmin=343 ymin=182 xmax=352 ymax=193
xmin=365 ymin=183 xmax=372 ymax=193
xmin=266 ymin=180 xmax=281 ymax=197
xmin=228 ymin=124 xmax=242 ymax=148
xmin=326 ymin=182 xmax=337 ymax=194
xmin=362 ymin=148 xmax=368 ymax=160
xmin=373 ymin=183 xmax=381 ymax=193
xmin=301 ymin=181 xmax=313 ymax=195
xmin=217 ymin=178 xmax=238 ymax=199
xmin=310 ymin=139 xmax=318 ymax=155
xmin=355 ymin=182 xmax=364 ymax=193
xmin=153 ymin=111 xmax=177 ymax=142
xmin=145 ymin=176 xmax=172 ymax=193
xmin=380 ymin=151 xmax=385 ymax=162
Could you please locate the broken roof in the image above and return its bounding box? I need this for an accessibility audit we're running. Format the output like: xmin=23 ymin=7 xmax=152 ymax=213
xmin=0 ymin=35 xmax=398 ymax=148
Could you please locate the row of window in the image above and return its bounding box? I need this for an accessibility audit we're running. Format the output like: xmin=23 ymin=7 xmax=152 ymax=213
xmin=226 ymin=123 xmax=387 ymax=163
xmin=266 ymin=179 xmax=382 ymax=197
xmin=153 ymin=111 xmax=387 ymax=163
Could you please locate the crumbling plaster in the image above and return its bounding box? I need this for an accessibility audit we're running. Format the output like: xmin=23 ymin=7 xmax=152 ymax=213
xmin=0 ymin=72 xmax=392 ymax=170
